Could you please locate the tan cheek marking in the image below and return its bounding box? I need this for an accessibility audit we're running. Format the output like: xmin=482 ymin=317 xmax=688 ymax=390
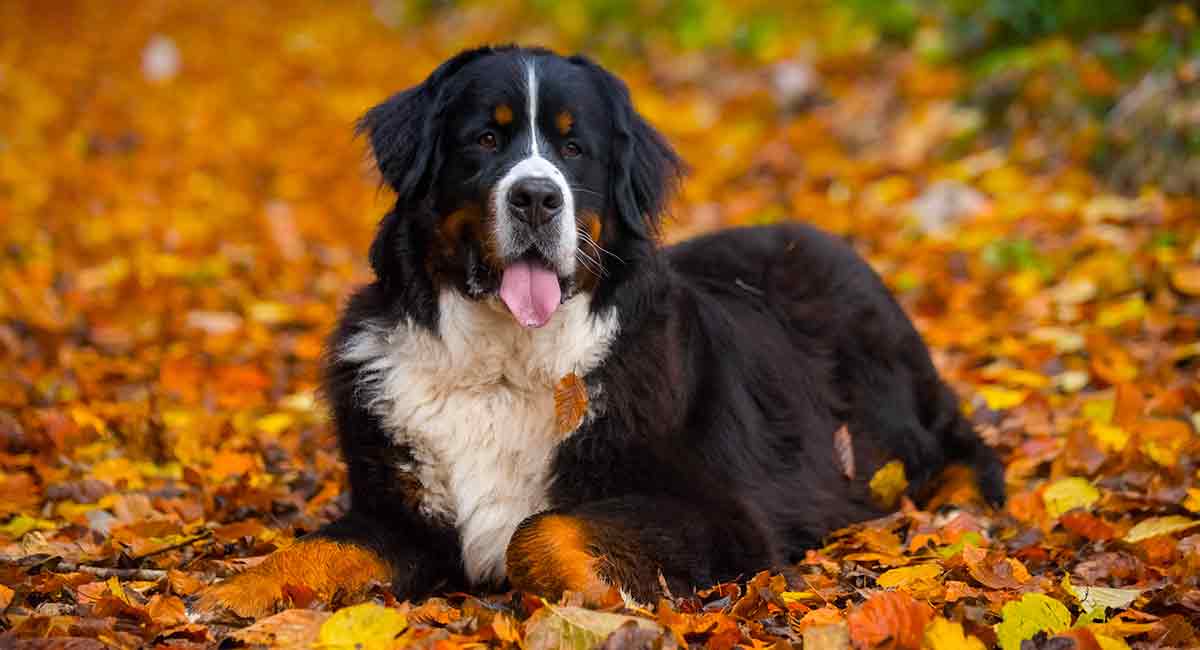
xmin=587 ymin=213 xmax=602 ymax=243
xmin=494 ymin=104 xmax=513 ymax=125
xmin=556 ymin=110 xmax=574 ymax=135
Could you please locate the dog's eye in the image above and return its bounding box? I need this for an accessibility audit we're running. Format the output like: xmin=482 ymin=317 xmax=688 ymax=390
xmin=562 ymin=141 xmax=582 ymax=158
xmin=478 ymin=131 xmax=499 ymax=151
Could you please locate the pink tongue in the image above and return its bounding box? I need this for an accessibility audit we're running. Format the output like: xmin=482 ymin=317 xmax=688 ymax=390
xmin=499 ymin=260 xmax=562 ymax=328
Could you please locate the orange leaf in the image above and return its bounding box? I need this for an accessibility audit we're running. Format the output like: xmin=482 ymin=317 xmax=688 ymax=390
xmin=1169 ymin=264 xmax=1200 ymax=296
xmin=1060 ymin=511 xmax=1116 ymax=541
xmin=833 ymin=424 xmax=855 ymax=480
xmin=146 ymin=594 xmax=188 ymax=627
xmin=554 ymin=373 xmax=588 ymax=435
xmin=847 ymin=590 xmax=932 ymax=650
xmin=962 ymin=545 xmax=1029 ymax=590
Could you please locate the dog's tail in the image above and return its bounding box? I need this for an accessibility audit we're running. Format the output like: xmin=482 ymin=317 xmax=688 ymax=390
xmin=937 ymin=385 xmax=1006 ymax=508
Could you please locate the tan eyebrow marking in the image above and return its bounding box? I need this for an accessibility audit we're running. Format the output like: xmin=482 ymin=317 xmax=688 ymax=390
xmin=494 ymin=104 xmax=513 ymax=125
xmin=556 ymin=110 xmax=574 ymax=135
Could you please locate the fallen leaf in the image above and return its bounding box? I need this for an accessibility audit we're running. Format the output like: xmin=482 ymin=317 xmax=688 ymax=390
xmin=847 ymin=590 xmax=932 ymax=649
xmin=869 ymin=460 xmax=908 ymax=509
xmin=1043 ymin=477 xmax=1101 ymax=518
xmin=924 ymin=617 xmax=986 ymax=650
xmin=804 ymin=622 xmax=850 ymax=650
xmin=1063 ymin=575 xmax=1140 ymax=612
xmin=1123 ymin=516 xmax=1200 ymax=543
xmin=227 ymin=609 xmax=330 ymax=647
xmin=317 ymin=602 xmax=409 ymax=650
xmin=1169 ymin=264 xmax=1200 ymax=296
xmin=875 ymin=564 xmax=942 ymax=590
xmin=525 ymin=604 xmax=661 ymax=650
xmin=994 ymin=593 xmax=1072 ymax=650
xmin=146 ymin=594 xmax=187 ymax=627
xmin=963 ymin=545 xmax=1030 ymax=589
xmin=1060 ymin=511 xmax=1117 ymax=541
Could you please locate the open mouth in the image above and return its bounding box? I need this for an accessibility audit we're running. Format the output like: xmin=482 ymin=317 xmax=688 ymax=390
xmin=498 ymin=252 xmax=562 ymax=329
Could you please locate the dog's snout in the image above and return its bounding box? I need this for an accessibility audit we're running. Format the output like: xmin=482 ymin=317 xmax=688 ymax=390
xmin=507 ymin=178 xmax=563 ymax=227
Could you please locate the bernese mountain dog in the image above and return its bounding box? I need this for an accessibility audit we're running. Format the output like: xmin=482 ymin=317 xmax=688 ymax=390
xmin=197 ymin=44 xmax=1005 ymax=619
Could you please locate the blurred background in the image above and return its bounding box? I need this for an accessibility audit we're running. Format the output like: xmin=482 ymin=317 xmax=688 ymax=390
xmin=1 ymin=1 xmax=1199 ymax=641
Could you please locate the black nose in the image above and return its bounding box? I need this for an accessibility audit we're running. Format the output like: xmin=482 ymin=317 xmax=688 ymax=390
xmin=507 ymin=178 xmax=563 ymax=228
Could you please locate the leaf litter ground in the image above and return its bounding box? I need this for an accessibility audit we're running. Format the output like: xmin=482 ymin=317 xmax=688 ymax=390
xmin=1 ymin=2 xmax=1199 ymax=648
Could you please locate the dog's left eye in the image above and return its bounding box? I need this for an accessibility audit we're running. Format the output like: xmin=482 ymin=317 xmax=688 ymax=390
xmin=478 ymin=131 xmax=499 ymax=151
xmin=562 ymin=141 xmax=582 ymax=158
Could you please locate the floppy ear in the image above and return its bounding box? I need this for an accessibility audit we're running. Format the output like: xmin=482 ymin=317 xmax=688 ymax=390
xmin=357 ymin=47 xmax=496 ymax=203
xmin=572 ymin=56 xmax=685 ymax=239
xmin=358 ymin=47 xmax=496 ymax=284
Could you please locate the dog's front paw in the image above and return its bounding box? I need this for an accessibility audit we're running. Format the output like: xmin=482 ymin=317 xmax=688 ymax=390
xmin=193 ymin=538 xmax=392 ymax=621
xmin=194 ymin=570 xmax=288 ymax=620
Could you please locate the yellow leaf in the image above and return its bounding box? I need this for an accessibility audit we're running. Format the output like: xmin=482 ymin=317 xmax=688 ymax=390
xmin=780 ymin=591 xmax=819 ymax=605
xmin=994 ymin=593 xmax=1072 ymax=650
xmin=0 ymin=514 xmax=59 ymax=539
xmin=1123 ymin=515 xmax=1200 ymax=543
xmin=317 ymin=603 xmax=408 ymax=650
xmin=255 ymin=412 xmax=294 ymax=436
xmin=107 ymin=576 xmax=130 ymax=605
xmin=1095 ymin=634 xmax=1132 ymax=650
xmin=1183 ymin=488 xmax=1200 ymax=514
xmin=1042 ymin=477 xmax=1100 ymax=518
xmin=1089 ymin=422 xmax=1129 ymax=453
xmin=876 ymin=564 xmax=941 ymax=589
xmin=1062 ymin=575 xmax=1140 ymax=612
xmin=978 ymin=386 xmax=1028 ymax=410
xmin=869 ymin=460 xmax=908 ymax=509
xmin=1096 ymin=296 xmax=1145 ymax=328
xmin=924 ymin=617 xmax=986 ymax=650
xmin=524 ymin=603 xmax=660 ymax=650
xmin=1169 ymin=264 xmax=1200 ymax=296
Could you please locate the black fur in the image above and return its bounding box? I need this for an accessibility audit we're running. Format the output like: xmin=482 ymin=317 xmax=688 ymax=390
xmin=316 ymin=45 xmax=1005 ymax=603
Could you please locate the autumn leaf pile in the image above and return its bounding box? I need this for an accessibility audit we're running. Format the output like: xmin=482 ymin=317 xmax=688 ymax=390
xmin=1 ymin=2 xmax=1199 ymax=648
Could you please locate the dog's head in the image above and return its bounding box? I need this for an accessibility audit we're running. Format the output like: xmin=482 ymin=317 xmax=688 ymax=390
xmin=359 ymin=45 xmax=683 ymax=328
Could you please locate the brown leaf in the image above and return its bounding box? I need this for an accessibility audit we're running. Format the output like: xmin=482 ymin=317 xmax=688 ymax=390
xmin=1060 ymin=511 xmax=1116 ymax=541
xmin=846 ymin=590 xmax=932 ymax=650
xmin=224 ymin=608 xmax=330 ymax=647
xmin=962 ymin=545 xmax=1030 ymax=590
xmin=166 ymin=569 xmax=206 ymax=596
xmin=554 ymin=372 xmax=589 ymax=435
xmin=146 ymin=594 xmax=187 ymax=627
xmin=833 ymin=425 xmax=855 ymax=480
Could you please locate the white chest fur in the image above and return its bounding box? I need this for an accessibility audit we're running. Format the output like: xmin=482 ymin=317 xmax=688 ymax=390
xmin=340 ymin=291 xmax=619 ymax=584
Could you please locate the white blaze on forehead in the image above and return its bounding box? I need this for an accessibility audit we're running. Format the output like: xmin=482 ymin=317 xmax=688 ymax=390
xmin=491 ymin=58 xmax=577 ymax=273
xmin=526 ymin=62 xmax=541 ymax=156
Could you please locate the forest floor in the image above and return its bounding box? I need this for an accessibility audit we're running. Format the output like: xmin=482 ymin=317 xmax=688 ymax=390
xmin=1 ymin=2 xmax=1198 ymax=648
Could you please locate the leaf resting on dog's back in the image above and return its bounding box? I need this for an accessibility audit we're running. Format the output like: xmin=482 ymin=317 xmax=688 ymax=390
xmin=869 ymin=460 xmax=908 ymax=508
xmin=832 ymin=424 xmax=855 ymax=480
xmin=555 ymin=372 xmax=588 ymax=435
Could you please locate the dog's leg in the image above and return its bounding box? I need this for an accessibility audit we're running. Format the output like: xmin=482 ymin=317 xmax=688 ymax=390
xmin=194 ymin=509 xmax=461 ymax=619
xmin=506 ymin=495 xmax=774 ymax=604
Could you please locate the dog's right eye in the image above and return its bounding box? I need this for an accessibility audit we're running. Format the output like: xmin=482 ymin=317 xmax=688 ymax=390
xmin=478 ymin=131 xmax=499 ymax=151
